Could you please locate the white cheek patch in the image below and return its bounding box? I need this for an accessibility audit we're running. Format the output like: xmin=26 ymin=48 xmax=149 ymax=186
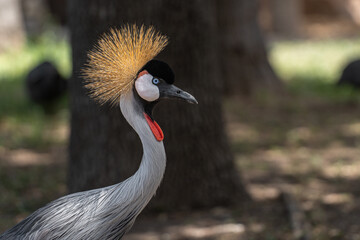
xmin=135 ymin=74 xmax=160 ymax=102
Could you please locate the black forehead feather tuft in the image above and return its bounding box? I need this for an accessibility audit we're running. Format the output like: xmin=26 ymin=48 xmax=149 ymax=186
xmin=140 ymin=60 xmax=174 ymax=84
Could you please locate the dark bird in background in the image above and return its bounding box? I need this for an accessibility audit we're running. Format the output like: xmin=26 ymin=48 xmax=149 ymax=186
xmin=337 ymin=59 xmax=360 ymax=89
xmin=25 ymin=61 xmax=67 ymax=113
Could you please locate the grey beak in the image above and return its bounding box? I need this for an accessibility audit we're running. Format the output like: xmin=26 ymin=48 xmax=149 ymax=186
xmin=160 ymin=84 xmax=198 ymax=104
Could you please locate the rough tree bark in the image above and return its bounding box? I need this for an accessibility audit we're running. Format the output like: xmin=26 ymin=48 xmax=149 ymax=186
xmin=67 ymin=0 xmax=249 ymax=210
xmin=217 ymin=0 xmax=283 ymax=96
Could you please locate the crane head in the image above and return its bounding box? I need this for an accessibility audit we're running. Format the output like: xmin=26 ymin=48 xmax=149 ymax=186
xmin=135 ymin=60 xmax=197 ymax=105
xmin=134 ymin=59 xmax=197 ymax=141
xmin=83 ymin=25 xmax=169 ymax=106
xmin=83 ymin=25 xmax=197 ymax=108
xmin=82 ymin=25 xmax=197 ymax=142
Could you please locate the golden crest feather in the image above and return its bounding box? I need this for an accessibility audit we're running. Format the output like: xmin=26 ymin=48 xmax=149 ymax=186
xmin=82 ymin=24 xmax=169 ymax=105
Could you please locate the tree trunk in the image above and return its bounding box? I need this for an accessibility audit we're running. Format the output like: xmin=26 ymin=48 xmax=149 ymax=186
xmin=346 ymin=0 xmax=360 ymax=25
xmin=217 ymin=0 xmax=283 ymax=96
xmin=67 ymin=0 xmax=249 ymax=210
xmin=270 ymin=0 xmax=302 ymax=37
xmin=20 ymin=0 xmax=48 ymax=38
xmin=0 ymin=0 xmax=24 ymax=52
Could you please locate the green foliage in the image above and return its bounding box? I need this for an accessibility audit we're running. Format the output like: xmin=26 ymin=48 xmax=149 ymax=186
xmin=269 ymin=38 xmax=360 ymax=101
xmin=0 ymin=32 xmax=71 ymax=79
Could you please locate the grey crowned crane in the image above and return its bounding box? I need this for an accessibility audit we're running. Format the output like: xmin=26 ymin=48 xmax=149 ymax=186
xmin=0 ymin=24 xmax=197 ymax=240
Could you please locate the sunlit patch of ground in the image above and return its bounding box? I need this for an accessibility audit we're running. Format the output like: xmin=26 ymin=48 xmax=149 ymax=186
xmin=126 ymin=209 xmax=246 ymax=240
xmin=0 ymin=146 xmax=66 ymax=166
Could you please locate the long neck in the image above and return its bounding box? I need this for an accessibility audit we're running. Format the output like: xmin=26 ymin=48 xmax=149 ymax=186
xmin=119 ymin=91 xmax=166 ymax=200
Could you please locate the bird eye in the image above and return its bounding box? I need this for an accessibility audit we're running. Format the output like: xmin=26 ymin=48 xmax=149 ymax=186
xmin=152 ymin=78 xmax=160 ymax=85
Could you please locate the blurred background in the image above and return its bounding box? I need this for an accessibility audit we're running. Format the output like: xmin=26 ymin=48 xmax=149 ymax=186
xmin=0 ymin=0 xmax=360 ymax=239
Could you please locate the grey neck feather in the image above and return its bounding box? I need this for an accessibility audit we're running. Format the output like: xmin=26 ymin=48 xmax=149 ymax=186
xmin=119 ymin=90 xmax=166 ymax=200
xmin=0 ymin=90 xmax=166 ymax=240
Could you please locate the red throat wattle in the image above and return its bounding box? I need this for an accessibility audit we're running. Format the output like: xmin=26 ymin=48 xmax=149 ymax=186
xmin=144 ymin=113 xmax=164 ymax=141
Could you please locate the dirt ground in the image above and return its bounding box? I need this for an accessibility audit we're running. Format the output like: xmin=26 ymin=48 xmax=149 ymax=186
xmin=1 ymin=95 xmax=360 ymax=240
xmin=226 ymin=95 xmax=360 ymax=240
